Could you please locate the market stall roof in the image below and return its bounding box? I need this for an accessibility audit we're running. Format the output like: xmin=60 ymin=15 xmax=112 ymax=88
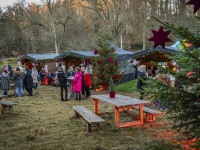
xmin=17 ymin=53 xmax=59 ymax=62
xmin=130 ymin=46 xmax=180 ymax=58
xmin=55 ymin=41 xmax=134 ymax=60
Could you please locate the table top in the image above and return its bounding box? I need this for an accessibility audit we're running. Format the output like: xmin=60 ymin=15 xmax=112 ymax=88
xmin=91 ymin=94 xmax=150 ymax=108
xmin=67 ymin=77 xmax=74 ymax=80
xmin=0 ymin=94 xmax=8 ymax=98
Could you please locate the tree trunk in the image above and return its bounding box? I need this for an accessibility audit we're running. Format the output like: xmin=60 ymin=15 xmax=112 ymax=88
xmin=143 ymin=0 xmax=147 ymax=50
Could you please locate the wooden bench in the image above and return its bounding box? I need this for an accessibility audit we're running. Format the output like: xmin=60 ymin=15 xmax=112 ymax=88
xmin=134 ymin=107 xmax=163 ymax=123
xmin=1 ymin=100 xmax=18 ymax=114
xmin=73 ymin=106 xmax=105 ymax=132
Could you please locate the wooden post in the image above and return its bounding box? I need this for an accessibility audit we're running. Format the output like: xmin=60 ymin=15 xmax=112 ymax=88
xmin=87 ymin=123 xmax=91 ymax=132
xmin=152 ymin=115 xmax=156 ymax=122
xmin=146 ymin=113 xmax=150 ymax=123
xmin=94 ymin=99 xmax=98 ymax=114
xmin=0 ymin=97 xmax=2 ymax=115
xmin=115 ymin=107 xmax=120 ymax=128
xmin=139 ymin=105 xmax=144 ymax=125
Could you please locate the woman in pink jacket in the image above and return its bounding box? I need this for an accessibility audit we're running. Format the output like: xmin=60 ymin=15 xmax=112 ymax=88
xmin=73 ymin=67 xmax=82 ymax=100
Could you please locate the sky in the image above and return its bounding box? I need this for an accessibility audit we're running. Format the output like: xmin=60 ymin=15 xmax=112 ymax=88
xmin=0 ymin=0 xmax=41 ymax=8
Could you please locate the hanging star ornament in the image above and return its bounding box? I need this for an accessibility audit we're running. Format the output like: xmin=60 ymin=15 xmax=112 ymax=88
xmin=148 ymin=26 xmax=171 ymax=49
xmin=186 ymin=0 xmax=200 ymax=14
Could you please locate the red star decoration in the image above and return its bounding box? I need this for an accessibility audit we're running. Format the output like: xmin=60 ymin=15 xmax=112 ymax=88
xmin=98 ymin=60 xmax=102 ymax=65
xmin=94 ymin=50 xmax=98 ymax=55
xmin=148 ymin=26 xmax=171 ymax=49
xmin=114 ymin=75 xmax=119 ymax=80
xmin=87 ymin=58 xmax=91 ymax=63
xmin=186 ymin=0 xmax=200 ymax=14
xmin=108 ymin=57 xmax=112 ymax=62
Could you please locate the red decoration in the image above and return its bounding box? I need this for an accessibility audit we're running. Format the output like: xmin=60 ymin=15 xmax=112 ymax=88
xmin=94 ymin=50 xmax=98 ymax=55
xmin=130 ymin=59 xmax=133 ymax=63
xmin=98 ymin=74 xmax=100 ymax=78
xmin=196 ymin=99 xmax=200 ymax=103
xmin=87 ymin=58 xmax=91 ymax=63
xmin=107 ymin=66 xmax=109 ymax=71
xmin=59 ymin=63 xmax=61 ymax=66
xmin=114 ymin=75 xmax=119 ymax=80
xmin=186 ymin=0 xmax=200 ymax=14
xmin=133 ymin=65 xmax=137 ymax=68
xmin=115 ymin=60 xmax=118 ymax=66
xmin=99 ymin=39 xmax=101 ymax=43
xmin=148 ymin=26 xmax=171 ymax=49
xmin=60 ymin=59 xmax=64 ymax=62
xmin=139 ymin=60 xmax=142 ymax=63
xmin=112 ymin=48 xmax=115 ymax=52
xmin=98 ymin=60 xmax=102 ymax=65
xmin=143 ymin=55 xmax=145 ymax=57
xmin=108 ymin=57 xmax=112 ymax=62
xmin=56 ymin=60 xmax=58 ymax=62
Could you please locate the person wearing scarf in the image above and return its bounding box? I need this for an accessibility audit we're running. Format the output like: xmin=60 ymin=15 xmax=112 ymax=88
xmin=1 ymin=67 xmax=10 ymax=95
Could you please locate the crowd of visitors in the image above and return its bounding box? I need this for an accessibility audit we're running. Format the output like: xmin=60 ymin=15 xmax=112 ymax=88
xmin=0 ymin=64 xmax=93 ymax=101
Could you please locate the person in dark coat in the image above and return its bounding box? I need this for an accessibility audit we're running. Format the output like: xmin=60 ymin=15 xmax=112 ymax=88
xmin=24 ymin=68 xmax=33 ymax=96
xmin=8 ymin=65 xmax=13 ymax=78
xmin=66 ymin=67 xmax=75 ymax=78
xmin=1 ymin=67 xmax=10 ymax=95
xmin=13 ymin=67 xmax=24 ymax=97
xmin=39 ymin=68 xmax=45 ymax=85
xmin=57 ymin=68 xmax=68 ymax=101
xmin=137 ymin=65 xmax=147 ymax=100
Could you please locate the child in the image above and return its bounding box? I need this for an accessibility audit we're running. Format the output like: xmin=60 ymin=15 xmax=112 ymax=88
xmin=73 ymin=67 xmax=82 ymax=100
xmin=84 ymin=67 xmax=92 ymax=98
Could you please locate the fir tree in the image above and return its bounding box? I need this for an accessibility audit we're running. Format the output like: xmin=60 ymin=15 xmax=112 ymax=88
xmin=143 ymin=17 xmax=200 ymax=148
xmin=92 ymin=33 xmax=122 ymax=86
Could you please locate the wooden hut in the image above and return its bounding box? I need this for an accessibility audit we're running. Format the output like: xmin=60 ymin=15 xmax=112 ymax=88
xmin=17 ymin=53 xmax=59 ymax=73
xmin=130 ymin=46 xmax=179 ymax=77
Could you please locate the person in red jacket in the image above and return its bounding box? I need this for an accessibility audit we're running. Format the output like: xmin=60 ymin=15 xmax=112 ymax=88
xmin=84 ymin=67 xmax=93 ymax=98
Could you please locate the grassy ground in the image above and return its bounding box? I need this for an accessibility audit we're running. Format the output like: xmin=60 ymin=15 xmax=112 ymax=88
xmin=116 ymin=80 xmax=138 ymax=93
xmin=0 ymin=58 xmax=18 ymax=68
xmin=0 ymin=82 xmax=191 ymax=150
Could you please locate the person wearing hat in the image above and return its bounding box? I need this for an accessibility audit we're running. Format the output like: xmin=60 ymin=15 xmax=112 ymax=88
xmin=1 ymin=67 xmax=10 ymax=95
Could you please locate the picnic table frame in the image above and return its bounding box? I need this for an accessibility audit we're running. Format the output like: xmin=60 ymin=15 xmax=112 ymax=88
xmin=91 ymin=94 xmax=150 ymax=128
xmin=0 ymin=95 xmax=7 ymax=115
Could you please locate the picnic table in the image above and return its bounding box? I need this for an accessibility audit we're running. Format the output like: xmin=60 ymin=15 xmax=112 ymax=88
xmin=0 ymin=94 xmax=7 ymax=115
xmin=91 ymin=94 xmax=150 ymax=128
xmin=67 ymin=76 xmax=74 ymax=99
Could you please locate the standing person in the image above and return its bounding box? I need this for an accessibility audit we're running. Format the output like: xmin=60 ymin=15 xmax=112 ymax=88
xmin=81 ymin=66 xmax=86 ymax=96
xmin=13 ymin=67 xmax=24 ymax=97
xmin=46 ymin=72 xmax=51 ymax=85
xmin=57 ymin=68 xmax=68 ymax=101
xmin=66 ymin=67 xmax=75 ymax=99
xmin=31 ymin=67 xmax=38 ymax=89
xmin=73 ymin=67 xmax=82 ymax=100
xmin=1 ymin=67 xmax=10 ymax=95
xmin=8 ymin=65 xmax=13 ymax=78
xmin=137 ymin=65 xmax=147 ymax=100
xmin=84 ymin=67 xmax=92 ymax=98
xmin=24 ymin=68 xmax=33 ymax=96
xmin=39 ymin=68 xmax=45 ymax=86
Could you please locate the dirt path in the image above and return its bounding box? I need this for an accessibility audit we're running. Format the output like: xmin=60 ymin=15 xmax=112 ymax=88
xmin=0 ymin=85 xmax=170 ymax=150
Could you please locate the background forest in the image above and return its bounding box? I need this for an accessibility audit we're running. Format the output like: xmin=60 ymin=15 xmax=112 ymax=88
xmin=0 ymin=0 xmax=198 ymax=58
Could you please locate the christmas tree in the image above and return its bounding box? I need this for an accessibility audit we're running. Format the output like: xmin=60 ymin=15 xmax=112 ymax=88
xmin=143 ymin=17 xmax=200 ymax=148
xmin=92 ymin=33 xmax=122 ymax=87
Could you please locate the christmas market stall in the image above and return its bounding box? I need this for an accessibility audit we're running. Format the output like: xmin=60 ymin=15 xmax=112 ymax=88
xmin=130 ymin=46 xmax=179 ymax=77
xmin=17 ymin=53 xmax=59 ymax=73
xmin=55 ymin=41 xmax=135 ymax=84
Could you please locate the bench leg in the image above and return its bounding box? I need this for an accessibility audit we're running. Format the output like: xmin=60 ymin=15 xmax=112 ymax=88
xmin=115 ymin=107 xmax=120 ymax=129
xmin=146 ymin=113 xmax=150 ymax=123
xmin=2 ymin=106 xmax=7 ymax=114
xmin=146 ymin=114 xmax=156 ymax=123
xmin=87 ymin=123 xmax=91 ymax=133
xmin=152 ymin=115 xmax=156 ymax=122
xmin=9 ymin=107 xmax=13 ymax=113
xmin=74 ymin=111 xmax=79 ymax=118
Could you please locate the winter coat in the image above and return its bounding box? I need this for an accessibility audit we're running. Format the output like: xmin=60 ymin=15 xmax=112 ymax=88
xmin=54 ymin=74 xmax=59 ymax=85
xmin=39 ymin=70 xmax=45 ymax=81
xmin=155 ymin=74 xmax=171 ymax=86
xmin=31 ymin=70 xmax=38 ymax=83
xmin=73 ymin=72 xmax=82 ymax=92
xmin=1 ymin=72 xmax=10 ymax=91
xmin=24 ymin=70 xmax=33 ymax=89
xmin=13 ymin=71 xmax=23 ymax=87
xmin=46 ymin=74 xmax=51 ymax=81
xmin=57 ymin=71 xmax=67 ymax=86
xmin=84 ymin=74 xmax=91 ymax=86
xmin=66 ymin=71 xmax=75 ymax=78
xmin=137 ymin=70 xmax=147 ymax=90
xmin=82 ymin=72 xmax=84 ymax=85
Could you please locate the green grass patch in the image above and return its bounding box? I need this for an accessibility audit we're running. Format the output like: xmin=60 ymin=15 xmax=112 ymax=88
xmin=115 ymin=79 xmax=138 ymax=93
xmin=0 ymin=58 xmax=18 ymax=68
xmin=149 ymin=141 xmax=179 ymax=150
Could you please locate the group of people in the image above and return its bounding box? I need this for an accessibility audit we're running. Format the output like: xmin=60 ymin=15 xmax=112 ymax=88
xmin=57 ymin=66 xmax=92 ymax=101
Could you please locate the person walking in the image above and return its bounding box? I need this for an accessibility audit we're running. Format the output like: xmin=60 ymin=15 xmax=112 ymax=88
xmin=84 ymin=67 xmax=92 ymax=98
xmin=13 ymin=67 xmax=24 ymax=97
xmin=31 ymin=67 xmax=38 ymax=89
xmin=137 ymin=65 xmax=147 ymax=100
xmin=1 ymin=67 xmax=10 ymax=95
xmin=24 ymin=68 xmax=33 ymax=96
xmin=66 ymin=67 xmax=75 ymax=99
xmin=57 ymin=68 xmax=68 ymax=101
xmin=73 ymin=67 xmax=82 ymax=100
xmin=39 ymin=68 xmax=45 ymax=85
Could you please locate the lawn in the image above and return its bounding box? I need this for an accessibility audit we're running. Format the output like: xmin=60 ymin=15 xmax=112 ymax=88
xmin=116 ymin=80 xmax=138 ymax=93
xmin=0 ymin=83 xmax=192 ymax=150
xmin=0 ymin=58 xmax=18 ymax=68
